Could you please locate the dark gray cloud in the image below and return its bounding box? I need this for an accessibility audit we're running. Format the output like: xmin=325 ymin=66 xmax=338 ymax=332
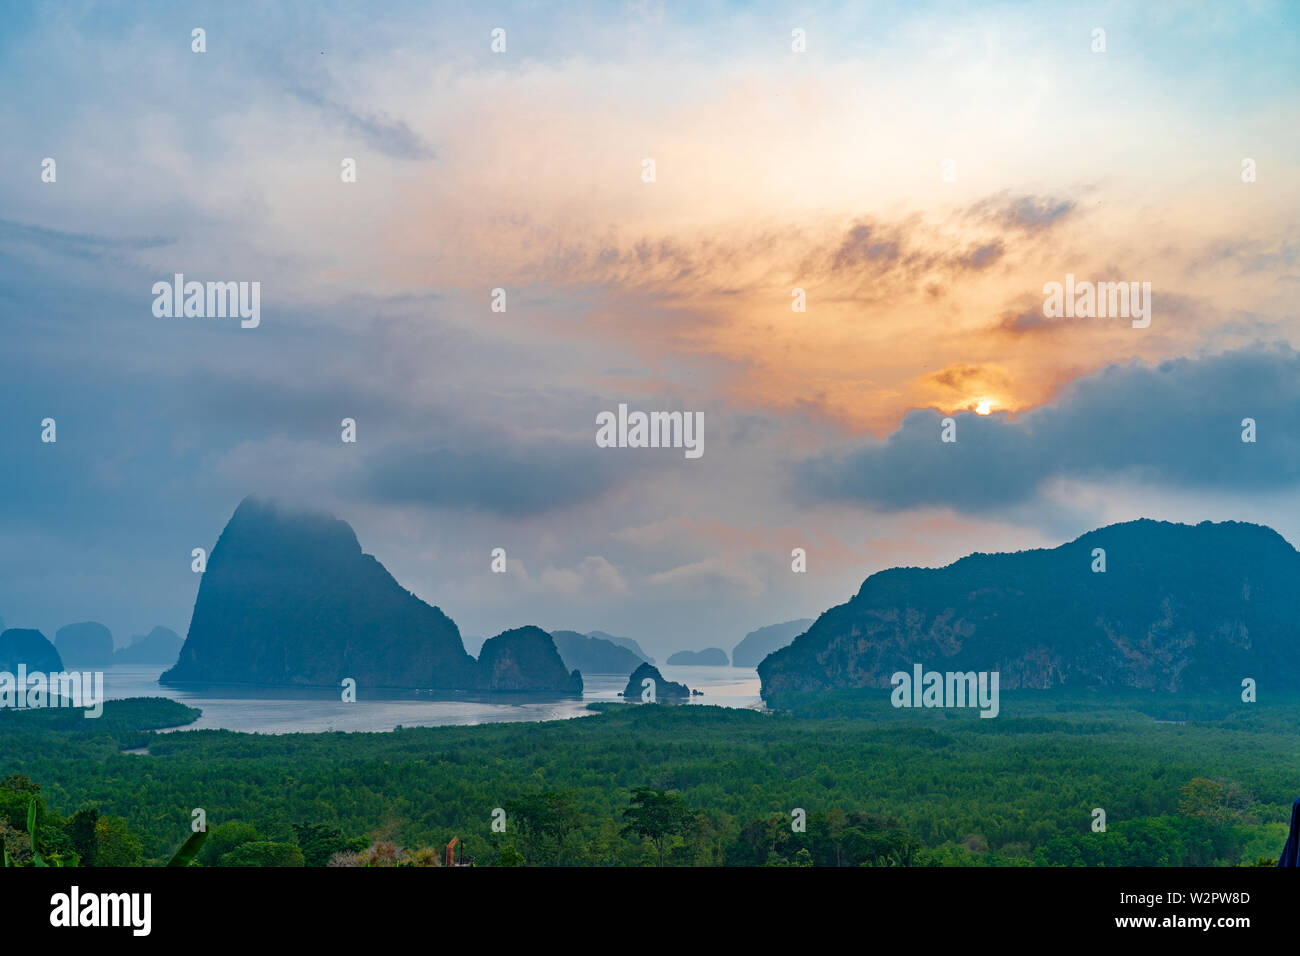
xmin=826 ymin=216 xmax=1009 ymax=286
xmin=798 ymin=344 xmax=1300 ymax=513
xmin=967 ymin=192 xmax=1077 ymax=233
xmin=286 ymin=83 xmax=436 ymax=160
xmin=955 ymin=239 xmax=1005 ymax=271
xmin=0 ymin=218 xmax=173 ymax=261
xmin=925 ymin=363 xmax=1011 ymax=393
xmin=359 ymin=427 xmax=654 ymax=518
xmin=832 ymin=223 xmax=903 ymax=270
xmin=994 ymin=306 xmax=1061 ymax=337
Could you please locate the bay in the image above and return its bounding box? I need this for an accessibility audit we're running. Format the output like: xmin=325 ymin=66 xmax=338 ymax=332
xmin=97 ymin=663 xmax=762 ymax=734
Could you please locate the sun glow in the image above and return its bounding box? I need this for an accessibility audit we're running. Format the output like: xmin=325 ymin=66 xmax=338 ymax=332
xmin=975 ymin=399 xmax=993 ymax=415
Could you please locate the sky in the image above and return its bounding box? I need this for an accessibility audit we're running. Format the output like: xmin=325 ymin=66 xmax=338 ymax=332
xmin=2 ymin=0 xmax=1298 ymax=658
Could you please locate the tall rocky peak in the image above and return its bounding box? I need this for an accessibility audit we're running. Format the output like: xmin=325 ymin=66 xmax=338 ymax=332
xmin=759 ymin=519 xmax=1300 ymax=700
xmin=163 ymin=497 xmax=585 ymax=693
xmin=163 ymin=497 xmax=478 ymax=689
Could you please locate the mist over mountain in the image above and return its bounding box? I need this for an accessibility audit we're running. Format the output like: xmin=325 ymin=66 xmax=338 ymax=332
xmin=163 ymin=497 xmax=579 ymax=693
xmin=54 ymin=622 xmax=115 ymax=667
xmin=666 ymin=648 xmax=729 ymax=666
xmin=731 ymin=619 xmax=813 ymax=668
xmin=550 ymin=630 xmax=646 ymax=674
xmin=586 ymin=631 xmax=653 ymax=664
xmin=114 ymin=626 xmax=184 ymax=665
xmin=759 ymin=520 xmax=1300 ymax=700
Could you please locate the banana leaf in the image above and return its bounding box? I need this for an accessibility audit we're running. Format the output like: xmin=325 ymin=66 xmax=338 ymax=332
xmin=27 ymin=798 xmax=46 ymax=866
xmin=166 ymin=829 xmax=208 ymax=867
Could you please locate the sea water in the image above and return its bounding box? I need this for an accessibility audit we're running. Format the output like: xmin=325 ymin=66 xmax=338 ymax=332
xmin=99 ymin=664 xmax=762 ymax=734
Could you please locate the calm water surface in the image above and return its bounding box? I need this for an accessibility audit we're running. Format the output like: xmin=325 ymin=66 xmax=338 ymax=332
xmin=100 ymin=664 xmax=762 ymax=734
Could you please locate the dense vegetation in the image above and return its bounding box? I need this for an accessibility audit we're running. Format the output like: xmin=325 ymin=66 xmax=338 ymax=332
xmin=0 ymin=691 xmax=1295 ymax=866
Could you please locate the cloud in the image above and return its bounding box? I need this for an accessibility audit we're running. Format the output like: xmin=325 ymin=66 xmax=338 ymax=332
xmin=1190 ymin=235 xmax=1300 ymax=277
xmin=925 ymin=363 xmax=1012 ymax=396
xmin=967 ymin=193 xmax=1078 ymax=233
xmin=0 ymin=218 xmax=173 ymax=261
xmin=359 ymin=427 xmax=654 ymax=518
xmin=3 ymin=0 xmax=1300 ymax=656
xmin=539 ymin=556 xmax=629 ymax=598
xmin=284 ymin=83 xmax=437 ymax=160
xmin=993 ymin=306 xmax=1063 ymax=338
xmin=645 ymin=557 xmax=766 ymax=598
xmin=825 ymin=217 xmax=1007 ymax=284
xmin=798 ymin=343 xmax=1300 ymax=513
xmin=831 ymin=223 xmax=903 ymax=271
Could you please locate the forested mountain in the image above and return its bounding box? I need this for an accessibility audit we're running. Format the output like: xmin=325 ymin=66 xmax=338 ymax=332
xmin=760 ymin=520 xmax=1300 ymax=699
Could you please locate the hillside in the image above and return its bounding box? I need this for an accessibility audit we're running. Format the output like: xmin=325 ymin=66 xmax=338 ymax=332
xmin=759 ymin=520 xmax=1300 ymax=699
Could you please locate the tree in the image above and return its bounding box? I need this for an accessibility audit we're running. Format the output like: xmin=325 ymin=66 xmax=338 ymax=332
xmin=94 ymin=815 xmax=143 ymax=867
xmin=0 ymin=775 xmax=42 ymax=830
xmin=219 ymin=841 xmax=305 ymax=867
xmin=292 ymin=822 xmax=363 ymax=867
xmin=65 ymin=809 xmax=99 ymax=867
xmin=504 ymin=790 xmax=584 ymax=866
xmin=198 ymin=821 xmax=261 ymax=867
xmin=542 ymin=791 xmax=583 ymax=866
xmin=496 ymin=844 xmax=526 ymax=867
xmin=825 ymin=808 xmax=848 ymax=867
xmin=621 ymin=787 xmax=693 ymax=867
xmin=1178 ymin=777 xmax=1250 ymax=825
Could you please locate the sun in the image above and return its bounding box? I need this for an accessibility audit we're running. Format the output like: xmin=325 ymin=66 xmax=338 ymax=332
xmin=975 ymin=399 xmax=992 ymax=415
